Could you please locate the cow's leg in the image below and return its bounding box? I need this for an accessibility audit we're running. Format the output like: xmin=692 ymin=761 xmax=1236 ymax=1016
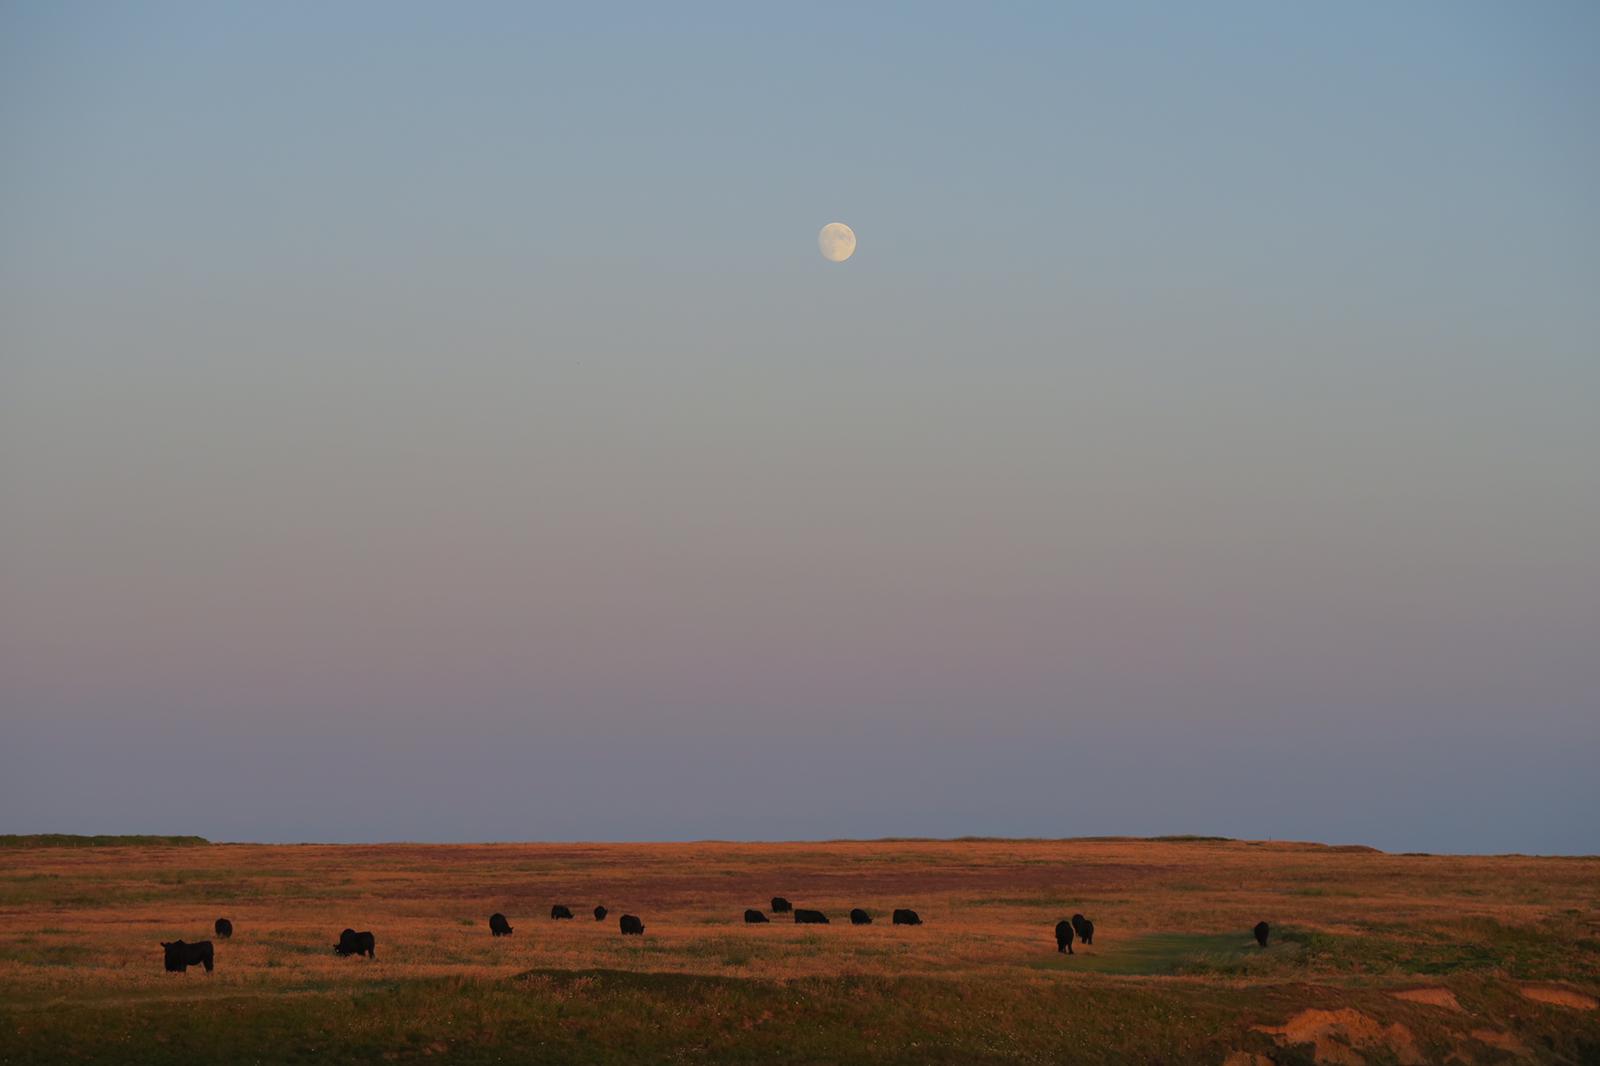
xmin=203 ymin=956 xmax=213 ymax=973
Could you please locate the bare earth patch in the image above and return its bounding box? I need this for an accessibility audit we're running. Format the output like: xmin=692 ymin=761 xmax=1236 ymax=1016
xmin=1519 ymin=985 xmax=1597 ymax=1010
xmin=1390 ymin=986 xmax=1464 ymax=1011
xmin=1256 ymin=1008 xmax=1424 ymax=1065
xmin=1221 ymin=1054 xmax=1274 ymax=1066
xmin=1469 ymin=1029 xmax=1532 ymax=1057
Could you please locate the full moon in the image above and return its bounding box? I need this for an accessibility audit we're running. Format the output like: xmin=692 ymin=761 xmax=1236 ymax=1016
xmin=818 ymin=222 xmax=857 ymax=263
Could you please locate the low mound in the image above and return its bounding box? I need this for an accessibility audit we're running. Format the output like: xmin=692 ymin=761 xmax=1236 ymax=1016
xmin=1469 ymin=1029 xmax=1532 ymax=1057
xmin=1519 ymin=985 xmax=1597 ymax=1010
xmin=1389 ymin=987 xmax=1463 ymax=1012
xmin=1255 ymin=1008 xmax=1423 ymax=1065
xmin=0 ymin=834 xmax=209 ymax=849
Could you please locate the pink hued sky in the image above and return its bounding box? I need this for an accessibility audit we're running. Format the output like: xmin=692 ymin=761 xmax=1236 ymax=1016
xmin=2 ymin=2 xmax=1596 ymax=851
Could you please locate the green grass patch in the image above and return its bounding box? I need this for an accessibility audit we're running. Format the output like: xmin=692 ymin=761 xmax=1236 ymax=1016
xmin=1275 ymin=918 xmax=1600 ymax=981
xmin=1027 ymin=932 xmax=1272 ymax=976
xmin=0 ymin=970 xmax=1293 ymax=1064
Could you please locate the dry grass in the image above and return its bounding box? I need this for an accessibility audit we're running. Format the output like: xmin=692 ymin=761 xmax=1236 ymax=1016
xmin=2 ymin=838 xmax=1597 ymax=1062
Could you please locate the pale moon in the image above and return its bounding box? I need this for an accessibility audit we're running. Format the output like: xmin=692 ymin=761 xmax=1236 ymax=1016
xmin=818 ymin=222 xmax=857 ymax=263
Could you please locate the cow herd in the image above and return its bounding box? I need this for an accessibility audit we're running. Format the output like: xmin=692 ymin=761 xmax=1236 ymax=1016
xmin=157 ymin=899 xmax=1277 ymax=974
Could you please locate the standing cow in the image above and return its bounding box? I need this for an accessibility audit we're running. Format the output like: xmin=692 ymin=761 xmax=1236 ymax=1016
xmin=793 ymin=909 xmax=829 ymax=925
xmin=593 ymin=905 xmax=608 ymax=921
xmin=744 ymin=909 xmax=770 ymax=924
xmin=619 ymin=914 xmax=645 ymax=936
xmin=1254 ymin=921 xmax=1270 ymax=948
xmin=334 ymin=929 xmax=376 ymax=958
xmin=161 ymin=940 xmax=214 ymax=973
xmin=213 ymin=918 xmax=233 ymax=939
xmin=550 ymin=905 xmax=574 ymax=920
xmin=1070 ymin=914 xmax=1094 ymax=945
xmin=1055 ymin=920 xmax=1075 ymax=954
xmin=849 ymin=909 xmax=873 ymax=925
xmin=489 ymin=913 xmax=513 ymax=937
xmin=771 ymin=897 xmax=792 ymax=914
xmin=892 ymin=909 xmax=922 ymax=926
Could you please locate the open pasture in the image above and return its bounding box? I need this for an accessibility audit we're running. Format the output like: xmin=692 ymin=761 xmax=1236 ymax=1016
xmin=2 ymin=837 xmax=1597 ymax=1063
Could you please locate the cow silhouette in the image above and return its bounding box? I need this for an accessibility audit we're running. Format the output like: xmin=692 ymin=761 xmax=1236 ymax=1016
xmin=794 ymin=909 xmax=829 ymax=924
xmin=213 ymin=918 xmax=233 ymax=939
xmin=892 ymin=908 xmax=922 ymax=926
xmin=744 ymin=909 xmax=769 ymax=923
xmin=550 ymin=905 xmax=574 ymax=920
xmin=1070 ymin=914 xmax=1094 ymax=945
xmin=771 ymin=897 xmax=792 ymax=913
xmin=489 ymin=913 xmax=513 ymax=937
xmin=1254 ymin=921 xmax=1270 ymax=948
xmin=162 ymin=940 xmax=213 ymax=973
xmin=849 ymin=908 xmax=872 ymax=925
xmin=1054 ymin=920 xmax=1075 ymax=954
xmin=593 ymin=905 xmax=608 ymax=921
xmin=334 ymin=929 xmax=376 ymax=958
xmin=619 ymin=914 xmax=644 ymax=935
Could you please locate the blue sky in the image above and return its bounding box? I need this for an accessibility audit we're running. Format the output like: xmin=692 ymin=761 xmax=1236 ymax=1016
xmin=2 ymin=2 xmax=1596 ymax=851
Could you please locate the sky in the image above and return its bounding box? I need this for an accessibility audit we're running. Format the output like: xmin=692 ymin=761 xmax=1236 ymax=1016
xmin=2 ymin=2 xmax=1597 ymax=853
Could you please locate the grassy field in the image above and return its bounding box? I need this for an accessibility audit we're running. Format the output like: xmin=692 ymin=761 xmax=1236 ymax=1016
xmin=1 ymin=837 xmax=1596 ymax=1063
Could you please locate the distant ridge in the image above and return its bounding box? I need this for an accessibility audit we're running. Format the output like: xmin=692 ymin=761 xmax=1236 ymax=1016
xmin=0 ymin=834 xmax=209 ymax=849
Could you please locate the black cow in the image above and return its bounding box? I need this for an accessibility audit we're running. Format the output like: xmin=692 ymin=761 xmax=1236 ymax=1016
xmin=892 ymin=908 xmax=922 ymax=926
xmin=619 ymin=914 xmax=644 ymax=935
xmin=1071 ymin=913 xmax=1094 ymax=945
xmin=593 ymin=905 xmax=608 ymax=921
xmin=161 ymin=940 xmax=214 ymax=973
xmin=550 ymin=905 xmax=574 ymax=920
xmin=214 ymin=918 xmax=233 ymax=939
xmin=1254 ymin=921 xmax=1270 ymax=948
xmin=334 ymin=928 xmax=376 ymax=958
xmin=793 ymin=909 xmax=829 ymax=924
xmin=744 ymin=909 xmax=770 ymax=924
xmin=1055 ymin=919 xmax=1075 ymax=954
xmin=849 ymin=908 xmax=873 ymax=925
xmin=771 ymin=897 xmax=792 ymax=913
xmin=489 ymin=913 xmax=513 ymax=937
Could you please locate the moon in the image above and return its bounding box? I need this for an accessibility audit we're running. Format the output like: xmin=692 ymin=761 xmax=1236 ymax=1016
xmin=818 ymin=222 xmax=856 ymax=263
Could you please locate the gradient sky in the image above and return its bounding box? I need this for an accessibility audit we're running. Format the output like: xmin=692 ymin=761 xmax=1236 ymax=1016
xmin=3 ymin=2 xmax=1597 ymax=853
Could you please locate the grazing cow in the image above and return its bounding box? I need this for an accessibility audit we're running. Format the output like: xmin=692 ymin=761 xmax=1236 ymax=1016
xmin=161 ymin=940 xmax=214 ymax=973
xmin=1071 ymin=913 xmax=1094 ymax=945
xmin=550 ymin=905 xmax=574 ymax=920
xmin=793 ymin=909 xmax=829 ymax=925
xmin=849 ymin=908 xmax=873 ymax=925
xmin=744 ymin=909 xmax=770 ymax=924
xmin=892 ymin=909 xmax=922 ymax=926
xmin=771 ymin=897 xmax=792 ymax=914
xmin=1055 ymin=920 xmax=1075 ymax=954
xmin=489 ymin=913 xmax=513 ymax=937
xmin=593 ymin=905 xmax=608 ymax=922
xmin=214 ymin=918 xmax=233 ymax=939
xmin=619 ymin=914 xmax=644 ymax=936
xmin=334 ymin=928 xmax=376 ymax=958
xmin=1254 ymin=921 xmax=1270 ymax=948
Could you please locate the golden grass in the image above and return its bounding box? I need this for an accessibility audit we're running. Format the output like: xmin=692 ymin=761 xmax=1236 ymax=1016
xmin=2 ymin=838 xmax=1596 ymax=987
xmin=2 ymin=838 xmax=1597 ymax=1062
